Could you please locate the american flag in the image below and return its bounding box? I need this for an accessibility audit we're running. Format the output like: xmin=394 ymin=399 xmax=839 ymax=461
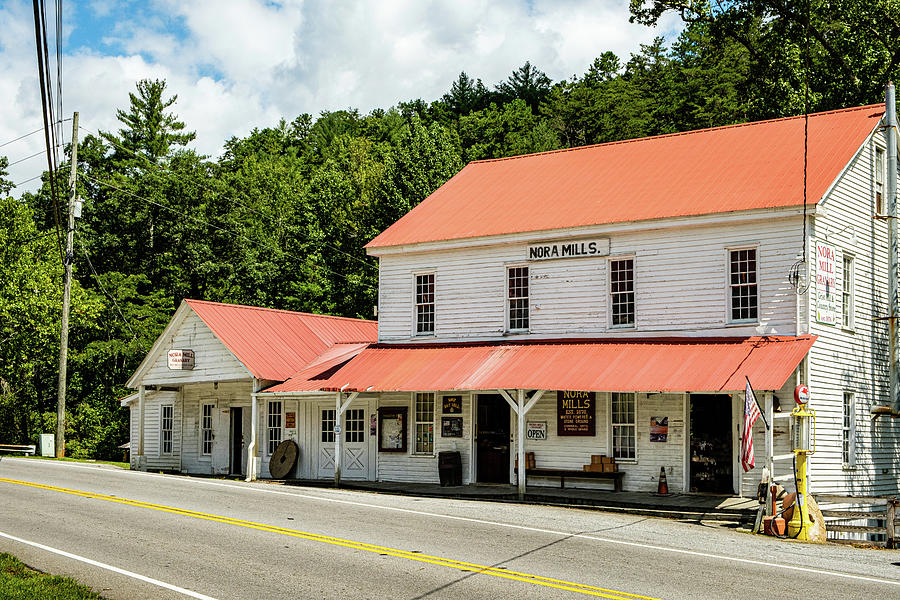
xmin=741 ymin=378 xmax=762 ymax=472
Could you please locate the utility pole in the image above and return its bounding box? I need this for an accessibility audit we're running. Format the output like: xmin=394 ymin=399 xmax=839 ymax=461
xmin=56 ymin=111 xmax=79 ymax=458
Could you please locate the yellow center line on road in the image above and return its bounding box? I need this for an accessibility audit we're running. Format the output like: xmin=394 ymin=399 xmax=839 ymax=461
xmin=1 ymin=477 xmax=661 ymax=600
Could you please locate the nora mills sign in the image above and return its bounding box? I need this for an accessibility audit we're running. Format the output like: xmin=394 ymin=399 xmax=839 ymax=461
xmin=527 ymin=238 xmax=610 ymax=260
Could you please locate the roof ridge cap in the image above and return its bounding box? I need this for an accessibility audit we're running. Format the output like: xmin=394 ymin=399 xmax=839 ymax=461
xmin=469 ymin=103 xmax=885 ymax=165
xmin=185 ymin=299 xmax=376 ymax=324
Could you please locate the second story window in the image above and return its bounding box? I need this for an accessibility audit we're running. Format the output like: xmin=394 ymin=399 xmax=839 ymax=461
xmin=415 ymin=273 xmax=434 ymax=335
xmin=610 ymin=258 xmax=635 ymax=327
xmin=876 ymin=147 xmax=886 ymax=215
xmin=507 ymin=266 xmax=529 ymax=331
xmin=842 ymin=255 xmax=854 ymax=330
xmin=729 ymin=248 xmax=757 ymax=322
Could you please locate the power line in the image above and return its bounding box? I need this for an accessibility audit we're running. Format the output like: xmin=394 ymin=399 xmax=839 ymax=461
xmin=14 ymin=174 xmax=44 ymax=187
xmin=78 ymin=123 xmax=375 ymax=270
xmin=79 ymin=171 xmax=376 ymax=291
xmin=0 ymin=126 xmax=47 ymax=149
xmin=77 ymin=237 xmax=143 ymax=348
xmin=7 ymin=149 xmax=52 ymax=167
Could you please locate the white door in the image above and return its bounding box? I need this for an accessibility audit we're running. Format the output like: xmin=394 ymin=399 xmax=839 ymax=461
xmin=316 ymin=405 xmax=369 ymax=480
xmin=211 ymin=403 xmax=230 ymax=475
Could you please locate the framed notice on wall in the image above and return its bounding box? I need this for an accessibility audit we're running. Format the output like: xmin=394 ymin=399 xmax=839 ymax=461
xmin=378 ymin=407 xmax=407 ymax=452
xmin=442 ymin=417 xmax=463 ymax=437
xmin=557 ymin=391 xmax=595 ymax=436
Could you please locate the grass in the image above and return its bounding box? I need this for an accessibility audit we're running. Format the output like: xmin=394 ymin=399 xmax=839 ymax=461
xmin=0 ymin=553 xmax=102 ymax=599
xmin=16 ymin=455 xmax=129 ymax=469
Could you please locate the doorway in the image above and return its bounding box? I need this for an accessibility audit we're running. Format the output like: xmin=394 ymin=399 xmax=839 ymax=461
xmin=476 ymin=394 xmax=510 ymax=483
xmin=229 ymin=407 xmax=244 ymax=476
xmin=689 ymin=394 xmax=733 ymax=493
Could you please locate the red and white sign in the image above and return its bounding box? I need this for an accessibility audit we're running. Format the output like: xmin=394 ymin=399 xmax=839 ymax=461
xmin=794 ymin=384 xmax=810 ymax=405
xmin=815 ymin=241 xmax=842 ymax=325
xmin=167 ymin=349 xmax=195 ymax=370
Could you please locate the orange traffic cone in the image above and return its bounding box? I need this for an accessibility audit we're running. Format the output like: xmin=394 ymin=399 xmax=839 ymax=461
xmin=656 ymin=466 xmax=669 ymax=495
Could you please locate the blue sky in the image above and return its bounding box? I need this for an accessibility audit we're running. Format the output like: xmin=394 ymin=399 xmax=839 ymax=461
xmin=1 ymin=0 xmax=681 ymax=192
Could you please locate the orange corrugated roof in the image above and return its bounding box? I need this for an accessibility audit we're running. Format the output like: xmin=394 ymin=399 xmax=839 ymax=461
xmin=186 ymin=300 xmax=377 ymax=381
xmin=265 ymin=336 xmax=815 ymax=393
xmin=367 ymin=105 xmax=882 ymax=249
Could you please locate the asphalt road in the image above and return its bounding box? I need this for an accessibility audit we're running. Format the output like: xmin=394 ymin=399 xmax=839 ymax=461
xmin=0 ymin=457 xmax=898 ymax=600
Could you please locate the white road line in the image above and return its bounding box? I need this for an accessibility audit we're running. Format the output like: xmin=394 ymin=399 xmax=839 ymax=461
xmin=0 ymin=530 xmax=219 ymax=600
xmin=6 ymin=458 xmax=900 ymax=588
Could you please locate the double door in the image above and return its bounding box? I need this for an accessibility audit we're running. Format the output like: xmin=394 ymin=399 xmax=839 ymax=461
xmin=317 ymin=404 xmax=371 ymax=480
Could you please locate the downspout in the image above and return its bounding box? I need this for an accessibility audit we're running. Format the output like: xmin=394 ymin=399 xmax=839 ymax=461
xmin=887 ymin=83 xmax=899 ymax=413
xmin=246 ymin=378 xmax=260 ymax=482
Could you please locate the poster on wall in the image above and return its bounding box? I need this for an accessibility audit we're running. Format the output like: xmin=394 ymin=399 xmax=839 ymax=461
xmin=814 ymin=240 xmax=843 ymax=325
xmin=650 ymin=416 xmax=668 ymax=442
xmin=442 ymin=417 xmax=463 ymax=437
xmin=557 ymin=391 xmax=595 ymax=436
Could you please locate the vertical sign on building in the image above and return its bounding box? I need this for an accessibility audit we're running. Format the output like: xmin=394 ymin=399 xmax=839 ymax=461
xmin=814 ymin=241 xmax=843 ymax=325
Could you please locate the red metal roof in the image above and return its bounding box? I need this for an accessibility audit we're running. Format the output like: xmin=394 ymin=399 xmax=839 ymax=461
xmin=185 ymin=299 xmax=378 ymax=381
xmin=265 ymin=336 xmax=815 ymax=393
xmin=367 ymin=105 xmax=882 ymax=249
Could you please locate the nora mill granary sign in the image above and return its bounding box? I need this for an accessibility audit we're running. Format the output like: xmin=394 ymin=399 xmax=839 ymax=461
xmin=527 ymin=238 xmax=610 ymax=260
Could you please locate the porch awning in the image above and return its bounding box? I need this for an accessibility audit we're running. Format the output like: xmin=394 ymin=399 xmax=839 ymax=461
xmin=264 ymin=335 xmax=816 ymax=394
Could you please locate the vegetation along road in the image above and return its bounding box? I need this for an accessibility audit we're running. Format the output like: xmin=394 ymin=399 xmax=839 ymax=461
xmin=0 ymin=457 xmax=898 ymax=599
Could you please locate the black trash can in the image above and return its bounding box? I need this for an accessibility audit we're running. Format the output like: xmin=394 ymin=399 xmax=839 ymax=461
xmin=438 ymin=451 xmax=462 ymax=486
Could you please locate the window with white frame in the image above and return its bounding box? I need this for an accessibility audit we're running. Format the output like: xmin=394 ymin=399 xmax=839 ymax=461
xmin=842 ymin=255 xmax=854 ymax=329
xmin=160 ymin=404 xmax=174 ymax=454
xmin=345 ymin=409 xmax=365 ymax=443
xmin=611 ymin=393 xmax=636 ymax=460
xmin=507 ymin=266 xmax=529 ymax=331
xmin=267 ymin=401 xmax=282 ymax=454
xmin=414 ymin=393 xmax=435 ymax=454
xmin=415 ymin=273 xmax=435 ymax=335
xmin=201 ymin=403 xmax=213 ymax=456
xmin=610 ymin=258 xmax=635 ymax=327
xmin=729 ymin=248 xmax=758 ymax=322
xmin=321 ymin=409 xmax=335 ymax=443
xmin=842 ymin=392 xmax=856 ymax=467
xmin=876 ymin=147 xmax=886 ymax=215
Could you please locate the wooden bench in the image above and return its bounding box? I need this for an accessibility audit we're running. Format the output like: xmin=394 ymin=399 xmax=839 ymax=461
xmin=0 ymin=444 xmax=36 ymax=456
xmin=515 ymin=467 xmax=625 ymax=491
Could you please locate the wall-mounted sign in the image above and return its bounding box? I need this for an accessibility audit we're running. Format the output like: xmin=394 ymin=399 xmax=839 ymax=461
xmin=442 ymin=417 xmax=463 ymax=437
xmin=557 ymin=391 xmax=595 ymax=436
xmin=650 ymin=416 xmax=668 ymax=442
xmin=814 ymin=241 xmax=843 ymax=325
xmin=442 ymin=395 xmax=462 ymax=414
xmin=526 ymin=421 xmax=547 ymax=440
xmin=527 ymin=238 xmax=610 ymax=261
xmin=167 ymin=349 xmax=195 ymax=370
xmin=285 ymin=412 xmax=296 ymax=429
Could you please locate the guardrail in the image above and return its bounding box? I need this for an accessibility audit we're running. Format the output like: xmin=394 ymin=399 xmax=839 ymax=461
xmin=817 ymin=494 xmax=899 ymax=548
xmin=0 ymin=444 xmax=36 ymax=455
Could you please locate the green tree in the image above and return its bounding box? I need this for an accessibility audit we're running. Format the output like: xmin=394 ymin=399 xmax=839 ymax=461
xmin=442 ymin=72 xmax=491 ymax=117
xmin=496 ymin=62 xmax=552 ymax=111
xmin=0 ymin=156 xmax=12 ymax=197
xmin=101 ymin=78 xmax=196 ymax=165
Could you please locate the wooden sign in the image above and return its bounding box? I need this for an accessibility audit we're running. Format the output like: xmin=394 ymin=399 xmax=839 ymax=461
xmin=557 ymin=391 xmax=595 ymax=436
xmin=285 ymin=412 xmax=296 ymax=429
xmin=442 ymin=395 xmax=462 ymax=414
xmin=442 ymin=417 xmax=463 ymax=437
xmin=527 ymin=238 xmax=609 ymax=261
xmin=167 ymin=349 xmax=195 ymax=370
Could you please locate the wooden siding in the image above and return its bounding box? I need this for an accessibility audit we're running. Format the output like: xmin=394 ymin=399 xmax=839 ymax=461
xmin=377 ymin=218 xmax=802 ymax=342
xmin=138 ymin=390 xmax=180 ymax=471
xmin=807 ymin=134 xmax=900 ymax=497
xmin=140 ymin=311 xmax=249 ymax=386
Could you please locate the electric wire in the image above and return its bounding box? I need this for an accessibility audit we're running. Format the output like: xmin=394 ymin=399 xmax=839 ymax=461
xmin=79 ymin=171 xmax=376 ymax=292
xmin=77 ymin=237 xmax=144 ymax=348
xmin=0 ymin=126 xmax=47 ymax=149
xmin=7 ymin=149 xmax=53 ymax=167
xmin=78 ymin=123 xmax=375 ymax=270
xmin=14 ymin=174 xmax=45 ymax=188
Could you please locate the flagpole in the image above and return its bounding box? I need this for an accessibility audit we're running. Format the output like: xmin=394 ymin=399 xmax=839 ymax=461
xmin=745 ymin=376 xmax=769 ymax=429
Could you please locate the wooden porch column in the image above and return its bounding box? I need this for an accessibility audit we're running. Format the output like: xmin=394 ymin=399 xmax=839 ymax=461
xmin=517 ymin=389 xmax=526 ymax=499
xmin=137 ymin=385 xmax=145 ymax=470
xmin=334 ymin=389 xmax=359 ymax=487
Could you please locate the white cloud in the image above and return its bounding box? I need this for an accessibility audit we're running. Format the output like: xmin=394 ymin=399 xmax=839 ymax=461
xmin=0 ymin=0 xmax=682 ymax=194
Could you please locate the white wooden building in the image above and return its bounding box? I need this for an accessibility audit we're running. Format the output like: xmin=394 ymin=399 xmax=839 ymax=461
xmin=127 ymin=102 xmax=900 ymax=498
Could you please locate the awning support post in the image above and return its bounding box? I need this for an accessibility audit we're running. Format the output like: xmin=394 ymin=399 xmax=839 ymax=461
xmin=137 ymin=385 xmax=145 ymax=470
xmin=334 ymin=387 xmax=359 ymax=488
xmin=517 ymin=389 xmax=526 ymax=499
xmin=246 ymin=383 xmax=259 ymax=482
